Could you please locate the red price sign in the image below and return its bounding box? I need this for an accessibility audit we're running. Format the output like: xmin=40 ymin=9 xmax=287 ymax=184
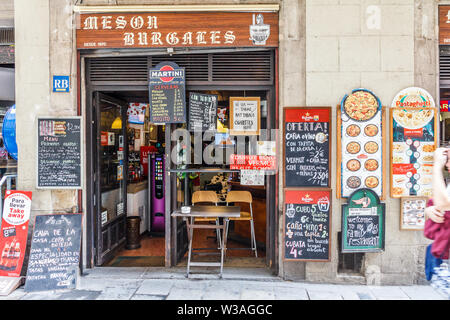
xmin=229 ymin=154 xmax=277 ymax=170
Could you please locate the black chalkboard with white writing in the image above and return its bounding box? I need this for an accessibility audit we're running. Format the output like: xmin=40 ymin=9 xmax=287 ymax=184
xmin=37 ymin=117 xmax=82 ymax=189
xmin=284 ymin=107 xmax=331 ymax=187
xmin=24 ymin=214 xmax=82 ymax=292
xmin=341 ymin=188 xmax=385 ymax=253
xmin=188 ymin=92 xmax=218 ymax=131
xmin=284 ymin=190 xmax=331 ymax=261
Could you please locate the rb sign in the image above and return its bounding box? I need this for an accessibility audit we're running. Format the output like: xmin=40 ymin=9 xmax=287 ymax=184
xmin=53 ymin=76 xmax=70 ymax=93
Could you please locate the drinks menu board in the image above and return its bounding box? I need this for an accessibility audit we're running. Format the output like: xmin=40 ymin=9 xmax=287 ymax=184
xmin=283 ymin=189 xmax=331 ymax=261
xmin=341 ymin=188 xmax=385 ymax=253
xmin=338 ymin=89 xmax=384 ymax=199
xmin=37 ymin=117 xmax=82 ymax=189
xmin=284 ymin=107 xmax=331 ymax=187
xmin=188 ymin=92 xmax=218 ymax=131
xmin=390 ymin=107 xmax=437 ymax=198
xmin=149 ymin=61 xmax=186 ymax=124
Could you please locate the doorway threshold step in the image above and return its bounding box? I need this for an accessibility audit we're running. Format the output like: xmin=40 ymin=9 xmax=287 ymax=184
xmin=189 ymin=262 xmax=222 ymax=267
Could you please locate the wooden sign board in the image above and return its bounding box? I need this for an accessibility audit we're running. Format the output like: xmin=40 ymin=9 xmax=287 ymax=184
xmin=37 ymin=117 xmax=82 ymax=189
xmin=390 ymin=107 xmax=437 ymax=198
xmin=24 ymin=214 xmax=82 ymax=292
xmin=283 ymin=107 xmax=331 ymax=188
xmin=229 ymin=97 xmax=261 ymax=135
xmin=76 ymin=12 xmax=278 ymax=49
xmin=283 ymin=189 xmax=331 ymax=262
xmin=439 ymin=6 xmax=450 ymax=45
xmin=341 ymin=189 xmax=385 ymax=253
xmin=336 ymin=88 xmax=386 ymax=200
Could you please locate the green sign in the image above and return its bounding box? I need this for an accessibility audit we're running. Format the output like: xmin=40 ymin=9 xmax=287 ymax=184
xmin=341 ymin=188 xmax=385 ymax=253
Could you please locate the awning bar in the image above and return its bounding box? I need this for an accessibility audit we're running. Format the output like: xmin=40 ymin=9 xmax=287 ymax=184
xmin=73 ymin=4 xmax=280 ymax=14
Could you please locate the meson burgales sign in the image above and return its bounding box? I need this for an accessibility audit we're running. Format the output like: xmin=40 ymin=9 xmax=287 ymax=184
xmin=76 ymin=12 xmax=278 ymax=49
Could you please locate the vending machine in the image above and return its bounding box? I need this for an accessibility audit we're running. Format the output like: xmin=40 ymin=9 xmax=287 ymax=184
xmin=150 ymin=153 xmax=165 ymax=233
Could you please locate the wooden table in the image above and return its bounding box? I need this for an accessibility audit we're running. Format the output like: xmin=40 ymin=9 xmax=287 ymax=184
xmin=171 ymin=205 xmax=241 ymax=278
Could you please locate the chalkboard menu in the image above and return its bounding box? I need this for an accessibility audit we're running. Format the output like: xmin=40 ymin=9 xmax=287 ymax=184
xmin=24 ymin=214 xmax=82 ymax=292
xmin=188 ymin=92 xmax=218 ymax=131
xmin=37 ymin=117 xmax=82 ymax=189
xmin=284 ymin=189 xmax=331 ymax=261
xmin=284 ymin=107 xmax=331 ymax=187
xmin=341 ymin=189 xmax=385 ymax=253
xmin=149 ymin=61 xmax=186 ymax=123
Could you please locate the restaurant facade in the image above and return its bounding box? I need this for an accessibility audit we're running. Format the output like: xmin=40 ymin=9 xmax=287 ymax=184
xmin=13 ymin=0 xmax=443 ymax=285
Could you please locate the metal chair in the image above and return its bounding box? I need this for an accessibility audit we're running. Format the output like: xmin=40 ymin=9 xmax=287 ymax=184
xmin=225 ymin=191 xmax=258 ymax=257
xmin=191 ymin=190 xmax=221 ymax=248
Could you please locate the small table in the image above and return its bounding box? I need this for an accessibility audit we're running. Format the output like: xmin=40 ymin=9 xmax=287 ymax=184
xmin=171 ymin=205 xmax=241 ymax=278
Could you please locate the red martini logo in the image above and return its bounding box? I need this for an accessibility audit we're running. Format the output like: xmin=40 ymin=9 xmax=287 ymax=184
xmin=151 ymin=65 xmax=184 ymax=83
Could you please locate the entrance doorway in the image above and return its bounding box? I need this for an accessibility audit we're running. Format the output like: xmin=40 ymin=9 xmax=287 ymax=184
xmin=85 ymin=50 xmax=278 ymax=271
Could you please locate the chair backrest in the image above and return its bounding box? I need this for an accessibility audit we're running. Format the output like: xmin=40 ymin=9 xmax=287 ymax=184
xmin=192 ymin=190 xmax=218 ymax=205
xmin=225 ymin=191 xmax=252 ymax=204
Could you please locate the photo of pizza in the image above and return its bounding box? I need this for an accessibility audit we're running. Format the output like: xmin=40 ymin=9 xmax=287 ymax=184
xmin=365 ymin=159 xmax=378 ymax=171
xmin=365 ymin=176 xmax=379 ymax=188
xmin=364 ymin=124 xmax=378 ymax=137
xmin=364 ymin=141 xmax=378 ymax=154
xmin=346 ymin=142 xmax=361 ymax=154
xmin=347 ymin=176 xmax=361 ymax=189
xmin=393 ymin=187 xmax=405 ymax=196
xmin=347 ymin=159 xmax=361 ymax=172
xmin=343 ymin=90 xmax=379 ymax=121
xmin=346 ymin=124 xmax=361 ymax=137
xmin=393 ymin=108 xmax=434 ymax=129
xmin=422 ymin=144 xmax=436 ymax=153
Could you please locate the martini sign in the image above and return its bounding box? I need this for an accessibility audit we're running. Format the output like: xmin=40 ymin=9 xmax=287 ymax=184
xmin=149 ymin=61 xmax=186 ymax=124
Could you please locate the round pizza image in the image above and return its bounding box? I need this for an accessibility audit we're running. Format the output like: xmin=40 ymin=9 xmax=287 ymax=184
xmin=365 ymin=159 xmax=379 ymax=171
xmin=346 ymin=124 xmax=361 ymax=137
xmin=346 ymin=142 xmax=361 ymax=154
xmin=365 ymin=176 xmax=379 ymax=188
xmin=364 ymin=141 xmax=379 ymax=154
xmin=347 ymin=176 xmax=361 ymax=189
xmin=364 ymin=124 xmax=379 ymax=137
xmin=343 ymin=90 xmax=379 ymax=121
xmin=347 ymin=159 xmax=361 ymax=172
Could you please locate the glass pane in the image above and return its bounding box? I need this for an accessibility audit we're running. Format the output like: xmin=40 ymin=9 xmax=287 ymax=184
xmin=99 ymin=103 xmax=125 ymax=225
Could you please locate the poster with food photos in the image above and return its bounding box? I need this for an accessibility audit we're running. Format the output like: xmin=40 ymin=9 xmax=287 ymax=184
xmin=390 ymin=107 xmax=437 ymax=198
xmin=339 ymin=89 xmax=384 ymax=198
xmin=400 ymin=197 xmax=426 ymax=230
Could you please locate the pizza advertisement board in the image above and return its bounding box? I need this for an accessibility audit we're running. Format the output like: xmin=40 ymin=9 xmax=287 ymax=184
xmin=390 ymin=87 xmax=437 ymax=198
xmin=337 ymin=89 xmax=385 ymax=199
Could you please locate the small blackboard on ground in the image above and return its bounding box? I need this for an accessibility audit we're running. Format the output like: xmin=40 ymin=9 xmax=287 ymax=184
xmin=24 ymin=214 xmax=82 ymax=292
xmin=283 ymin=189 xmax=331 ymax=261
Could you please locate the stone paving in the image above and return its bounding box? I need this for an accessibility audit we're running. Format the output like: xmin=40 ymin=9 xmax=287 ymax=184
xmin=0 ymin=267 xmax=447 ymax=300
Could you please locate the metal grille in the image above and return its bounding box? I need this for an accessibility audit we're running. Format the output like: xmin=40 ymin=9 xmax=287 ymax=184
xmin=0 ymin=28 xmax=14 ymax=45
xmin=87 ymin=50 xmax=274 ymax=85
xmin=440 ymin=46 xmax=450 ymax=81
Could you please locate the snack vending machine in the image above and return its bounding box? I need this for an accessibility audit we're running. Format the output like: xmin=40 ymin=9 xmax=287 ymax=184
xmin=149 ymin=153 xmax=165 ymax=233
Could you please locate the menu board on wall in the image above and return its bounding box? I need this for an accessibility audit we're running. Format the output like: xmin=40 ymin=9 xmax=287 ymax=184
xmin=341 ymin=189 xmax=385 ymax=253
xmin=283 ymin=189 xmax=331 ymax=262
xmin=149 ymin=61 xmax=186 ymax=124
xmin=188 ymin=93 xmax=218 ymax=131
xmin=337 ymin=89 xmax=385 ymax=199
xmin=37 ymin=117 xmax=82 ymax=189
xmin=24 ymin=214 xmax=82 ymax=292
xmin=229 ymin=97 xmax=260 ymax=135
xmin=284 ymin=107 xmax=331 ymax=188
xmin=400 ymin=197 xmax=426 ymax=230
xmin=390 ymin=87 xmax=437 ymax=198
